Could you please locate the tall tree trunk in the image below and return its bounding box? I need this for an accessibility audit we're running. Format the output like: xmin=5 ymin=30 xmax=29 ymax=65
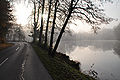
xmin=39 ymin=0 xmax=45 ymax=46
xmin=36 ymin=1 xmax=40 ymax=25
xmin=44 ymin=0 xmax=52 ymax=47
xmin=33 ymin=0 xmax=36 ymax=43
xmin=49 ymin=0 xmax=58 ymax=53
xmin=52 ymin=0 xmax=74 ymax=54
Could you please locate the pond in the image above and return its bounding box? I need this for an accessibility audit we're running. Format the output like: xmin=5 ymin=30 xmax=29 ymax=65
xmin=58 ymin=40 xmax=120 ymax=80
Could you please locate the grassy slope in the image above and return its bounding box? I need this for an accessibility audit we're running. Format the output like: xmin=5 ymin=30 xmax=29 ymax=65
xmin=32 ymin=44 xmax=95 ymax=80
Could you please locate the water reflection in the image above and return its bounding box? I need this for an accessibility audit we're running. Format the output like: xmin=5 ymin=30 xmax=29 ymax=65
xmin=58 ymin=40 xmax=120 ymax=57
xmin=58 ymin=40 xmax=120 ymax=80
xmin=113 ymin=41 xmax=120 ymax=57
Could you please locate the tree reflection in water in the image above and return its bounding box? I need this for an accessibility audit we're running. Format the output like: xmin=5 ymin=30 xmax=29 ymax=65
xmin=58 ymin=40 xmax=120 ymax=80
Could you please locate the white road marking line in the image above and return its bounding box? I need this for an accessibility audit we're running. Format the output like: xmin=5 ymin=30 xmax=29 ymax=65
xmin=0 ymin=58 xmax=8 ymax=66
xmin=16 ymin=47 xmax=19 ymax=51
xmin=20 ymin=56 xmax=27 ymax=80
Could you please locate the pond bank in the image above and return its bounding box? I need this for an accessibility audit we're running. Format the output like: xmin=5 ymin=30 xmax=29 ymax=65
xmin=32 ymin=44 xmax=95 ymax=80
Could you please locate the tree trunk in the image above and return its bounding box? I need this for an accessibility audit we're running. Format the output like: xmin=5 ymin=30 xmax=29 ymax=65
xmin=33 ymin=0 xmax=36 ymax=43
xmin=49 ymin=0 xmax=58 ymax=53
xmin=39 ymin=0 xmax=45 ymax=46
xmin=44 ymin=0 xmax=52 ymax=47
xmin=52 ymin=0 xmax=74 ymax=55
xmin=36 ymin=1 xmax=40 ymax=25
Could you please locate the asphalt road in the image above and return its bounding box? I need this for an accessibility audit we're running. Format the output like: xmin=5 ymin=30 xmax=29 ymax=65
xmin=0 ymin=42 xmax=53 ymax=80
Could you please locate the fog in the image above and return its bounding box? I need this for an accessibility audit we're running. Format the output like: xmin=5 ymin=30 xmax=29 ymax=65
xmin=61 ymin=28 xmax=117 ymax=41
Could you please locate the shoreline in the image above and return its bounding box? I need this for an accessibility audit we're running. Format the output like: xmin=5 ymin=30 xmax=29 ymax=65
xmin=32 ymin=44 xmax=95 ymax=80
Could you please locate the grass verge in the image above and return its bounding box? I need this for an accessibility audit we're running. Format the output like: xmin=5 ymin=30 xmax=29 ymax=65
xmin=32 ymin=44 xmax=95 ymax=80
xmin=0 ymin=43 xmax=13 ymax=51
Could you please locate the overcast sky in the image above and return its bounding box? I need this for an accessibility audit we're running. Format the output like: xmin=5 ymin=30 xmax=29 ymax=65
xmin=69 ymin=0 xmax=120 ymax=33
xmin=14 ymin=0 xmax=120 ymax=33
xmin=103 ymin=0 xmax=120 ymax=27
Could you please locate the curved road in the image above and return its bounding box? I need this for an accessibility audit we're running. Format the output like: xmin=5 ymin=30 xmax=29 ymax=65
xmin=0 ymin=42 xmax=53 ymax=80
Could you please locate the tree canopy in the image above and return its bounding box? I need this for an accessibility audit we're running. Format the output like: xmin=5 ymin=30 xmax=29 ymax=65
xmin=0 ymin=0 xmax=13 ymax=43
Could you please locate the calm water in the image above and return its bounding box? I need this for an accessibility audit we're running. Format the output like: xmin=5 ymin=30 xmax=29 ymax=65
xmin=58 ymin=40 xmax=120 ymax=80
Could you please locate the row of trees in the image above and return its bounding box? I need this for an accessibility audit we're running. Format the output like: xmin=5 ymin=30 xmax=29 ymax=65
xmin=0 ymin=0 xmax=27 ymax=43
xmin=0 ymin=0 xmax=13 ymax=43
xmin=29 ymin=0 xmax=112 ymax=56
xmin=11 ymin=0 xmax=113 ymax=56
xmin=6 ymin=24 xmax=26 ymax=42
xmin=30 ymin=0 xmax=112 ymax=56
xmin=0 ymin=0 xmax=113 ymax=55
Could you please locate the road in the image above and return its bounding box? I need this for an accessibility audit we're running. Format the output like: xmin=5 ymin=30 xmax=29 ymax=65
xmin=0 ymin=42 xmax=53 ymax=80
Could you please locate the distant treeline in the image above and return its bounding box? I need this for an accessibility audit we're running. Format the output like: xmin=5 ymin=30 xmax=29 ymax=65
xmin=61 ymin=29 xmax=117 ymax=41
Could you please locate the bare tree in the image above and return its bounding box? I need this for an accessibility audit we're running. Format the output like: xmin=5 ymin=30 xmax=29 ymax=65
xmin=52 ymin=0 xmax=113 ymax=55
xmin=33 ymin=0 xmax=41 ymax=43
xmin=44 ymin=0 xmax=53 ymax=47
xmin=49 ymin=0 xmax=59 ymax=53
xmin=0 ymin=0 xmax=13 ymax=43
xmin=39 ymin=0 xmax=45 ymax=46
xmin=33 ymin=0 xmax=37 ymax=43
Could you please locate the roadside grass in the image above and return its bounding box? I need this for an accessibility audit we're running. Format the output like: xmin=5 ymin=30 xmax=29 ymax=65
xmin=32 ymin=44 xmax=95 ymax=80
xmin=0 ymin=43 xmax=13 ymax=51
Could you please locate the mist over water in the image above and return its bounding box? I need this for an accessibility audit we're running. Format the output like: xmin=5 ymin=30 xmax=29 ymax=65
xmin=57 ymin=29 xmax=120 ymax=80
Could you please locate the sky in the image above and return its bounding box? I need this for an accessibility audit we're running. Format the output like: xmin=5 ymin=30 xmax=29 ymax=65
xmin=102 ymin=1 xmax=120 ymax=27
xmin=70 ymin=0 xmax=120 ymax=33
xmin=14 ymin=1 xmax=32 ymax=26
xmin=13 ymin=0 xmax=120 ymax=33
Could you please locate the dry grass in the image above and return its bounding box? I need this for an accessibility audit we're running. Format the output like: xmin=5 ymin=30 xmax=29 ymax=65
xmin=0 ymin=43 xmax=13 ymax=51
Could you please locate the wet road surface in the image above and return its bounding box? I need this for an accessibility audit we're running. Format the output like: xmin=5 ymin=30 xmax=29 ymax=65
xmin=0 ymin=42 xmax=53 ymax=80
